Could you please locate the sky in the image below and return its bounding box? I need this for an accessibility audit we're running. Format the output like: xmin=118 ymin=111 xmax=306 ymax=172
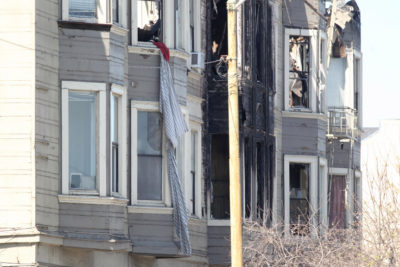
xmin=357 ymin=0 xmax=400 ymax=127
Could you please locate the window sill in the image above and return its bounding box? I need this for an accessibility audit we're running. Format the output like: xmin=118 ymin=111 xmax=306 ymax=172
xmin=128 ymin=45 xmax=190 ymax=62
xmin=282 ymin=110 xmax=328 ymax=121
xmin=58 ymin=20 xmax=112 ymax=31
xmin=58 ymin=194 xmax=128 ymax=206
xmin=128 ymin=205 xmax=173 ymax=214
xmin=207 ymin=219 xmax=230 ymax=226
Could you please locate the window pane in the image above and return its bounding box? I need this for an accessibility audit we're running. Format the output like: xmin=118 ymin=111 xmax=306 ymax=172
xmin=137 ymin=111 xmax=162 ymax=201
xmin=113 ymin=0 xmax=119 ymax=23
xmin=137 ymin=0 xmax=161 ymax=42
xmin=289 ymin=36 xmax=310 ymax=108
xmin=175 ymin=0 xmax=183 ymax=49
xmin=189 ymin=131 xmax=197 ymax=214
xmin=69 ymin=91 xmax=96 ymax=190
xmin=138 ymin=111 xmax=162 ymax=155
xmin=289 ymin=163 xmax=310 ymax=234
xmin=189 ymin=0 xmax=194 ymax=51
xmin=138 ymin=155 xmax=162 ymax=200
xmin=69 ymin=0 xmax=96 ymax=18
xmin=111 ymin=95 xmax=118 ymax=143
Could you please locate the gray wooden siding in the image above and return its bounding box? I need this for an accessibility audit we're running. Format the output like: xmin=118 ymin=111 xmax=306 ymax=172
xmin=187 ymin=74 xmax=202 ymax=98
xmin=128 ymin=52 xmax=188 ymax=104
xmin=282 ymin=117 xmax=326 ymax=156
xmin=35 ymin=0 xmax=60 ymax=229
xmin=128 ymin=53 xmax=160 ymax=101
xmin=188 ymin=219 xmax=208 ymax=258
xmin=128 ymin=212 xmax=179 ymax=256
xmin=110 ymin=32 xmax=126 ymax=85
xmin=59 ymin=203 xmax=128 ymax=240
xmin=59 ymin=29 xmax=110 ymax=83
xmin=327 ymin=140 xmax=361 ymax=169
xmin=208 ymin=226 xmax=230 ymax=266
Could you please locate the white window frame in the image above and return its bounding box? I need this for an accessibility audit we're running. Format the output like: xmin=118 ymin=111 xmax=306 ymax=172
xmin=62 ymin=0 xmax=127 ymax=27
xmin=284 ymin=28 xmax=318 ymax=112
xmin=186 ymin=121 xmax=202 ymax=218
xmin=328 ymin=167 xmax=354 ymax=228
xmin=284 ymin=154 xmax=318 ymax=236
xmin=131 ymin=100 xmax=171 ymax=207
xmin=61 ymin=81 xmax=107 ymax=196
xmin=189 ymin=0 xmax=201 ymax=53
xmin=353 ymin=50 xmax=363 ymax=128
xmin=319 ymin=32 xmax=327 ymax=114
xmin=110 ymin=84 xmax=127 ymax=198
xmin=62 ymin=0 xmax=107 ymax=24
xmin=319 ymin=158 xmax=328 ymax=230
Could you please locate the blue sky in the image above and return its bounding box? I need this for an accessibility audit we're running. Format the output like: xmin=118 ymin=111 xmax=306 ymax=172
xmin=358 ymin=0 xmax=400 ymax=127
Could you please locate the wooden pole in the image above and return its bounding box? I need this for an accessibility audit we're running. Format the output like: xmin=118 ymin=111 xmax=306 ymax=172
xmin=227 ymin=1 xmax=243 ymax=266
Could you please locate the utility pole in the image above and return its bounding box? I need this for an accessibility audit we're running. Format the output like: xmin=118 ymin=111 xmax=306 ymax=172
xmin=227 ymin=0 xmax=243 ymax=266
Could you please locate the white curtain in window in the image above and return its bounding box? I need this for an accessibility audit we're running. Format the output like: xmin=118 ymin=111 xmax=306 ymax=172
xmin=70 ymin=0 xmax=96 ymax=18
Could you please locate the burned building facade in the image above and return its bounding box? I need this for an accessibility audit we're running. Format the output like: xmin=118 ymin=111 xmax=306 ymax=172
xmin=204 ymin=0 xmax=363 ymax=265
xmin=204 ymin=0 xmax=274 ymax=265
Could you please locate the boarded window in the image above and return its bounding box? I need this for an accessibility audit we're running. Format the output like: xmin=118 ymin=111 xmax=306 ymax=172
xmin=137 ymin=111 xmax=163 ymax=201
xmin=289 ymin=36 xmax=310 ymax=108
xmin=290 ymin=163 xmax=310 ymax=234
xmin=211 ymin=134 xmax=230 ymax=219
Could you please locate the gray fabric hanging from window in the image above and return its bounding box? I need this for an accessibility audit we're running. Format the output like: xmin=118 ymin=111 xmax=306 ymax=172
xmin=159 ymin=55 xmax=191 ymax=255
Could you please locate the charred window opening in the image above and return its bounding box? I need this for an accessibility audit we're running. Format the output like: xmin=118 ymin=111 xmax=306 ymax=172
xmin=244 ymin=138 xmax=251 ymax=218
xmin=211 ymin=0 xmax=228 ymax=78
xmin=137 ymin=0 xmax=162 ymax=42
xmin=210 ymin=134 xmax=230 ymax=219
xmin=256 ymin=142 xmax=265 ymax=221
xmin=290 ymin=163 xmax=310 ymax=234
xmin=354 ymin=58 xmax=360 ymax=110
xmin=289 ymin=36 xmax=310 ymax=108
xmin=255 ymin=2 xmax=264 ymax=82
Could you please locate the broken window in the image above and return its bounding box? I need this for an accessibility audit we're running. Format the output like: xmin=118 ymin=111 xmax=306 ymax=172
xmin=211 ymin=0 xmax=228 ymax=78
xmin=289 ymin=36 xmax=310 ymax=109
xmin=290 ymin=163 xmax=310 ymax=234
xmin=256 ymin=143 xmax=265 ymax=221
xmin=329 ymin=175 xmax=346 ymax=228
xmin=137 ymin=0 xmax=162 ymax=42
xmin=244 ymin=138 xmax=252 ymax=218
xmin=210 ymin=134 xmax=230 ymax=219
xmin=255 ymin=1 xmax=265 ymax=82
xmin=354 ymin=58 xmax=360 ymax=110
